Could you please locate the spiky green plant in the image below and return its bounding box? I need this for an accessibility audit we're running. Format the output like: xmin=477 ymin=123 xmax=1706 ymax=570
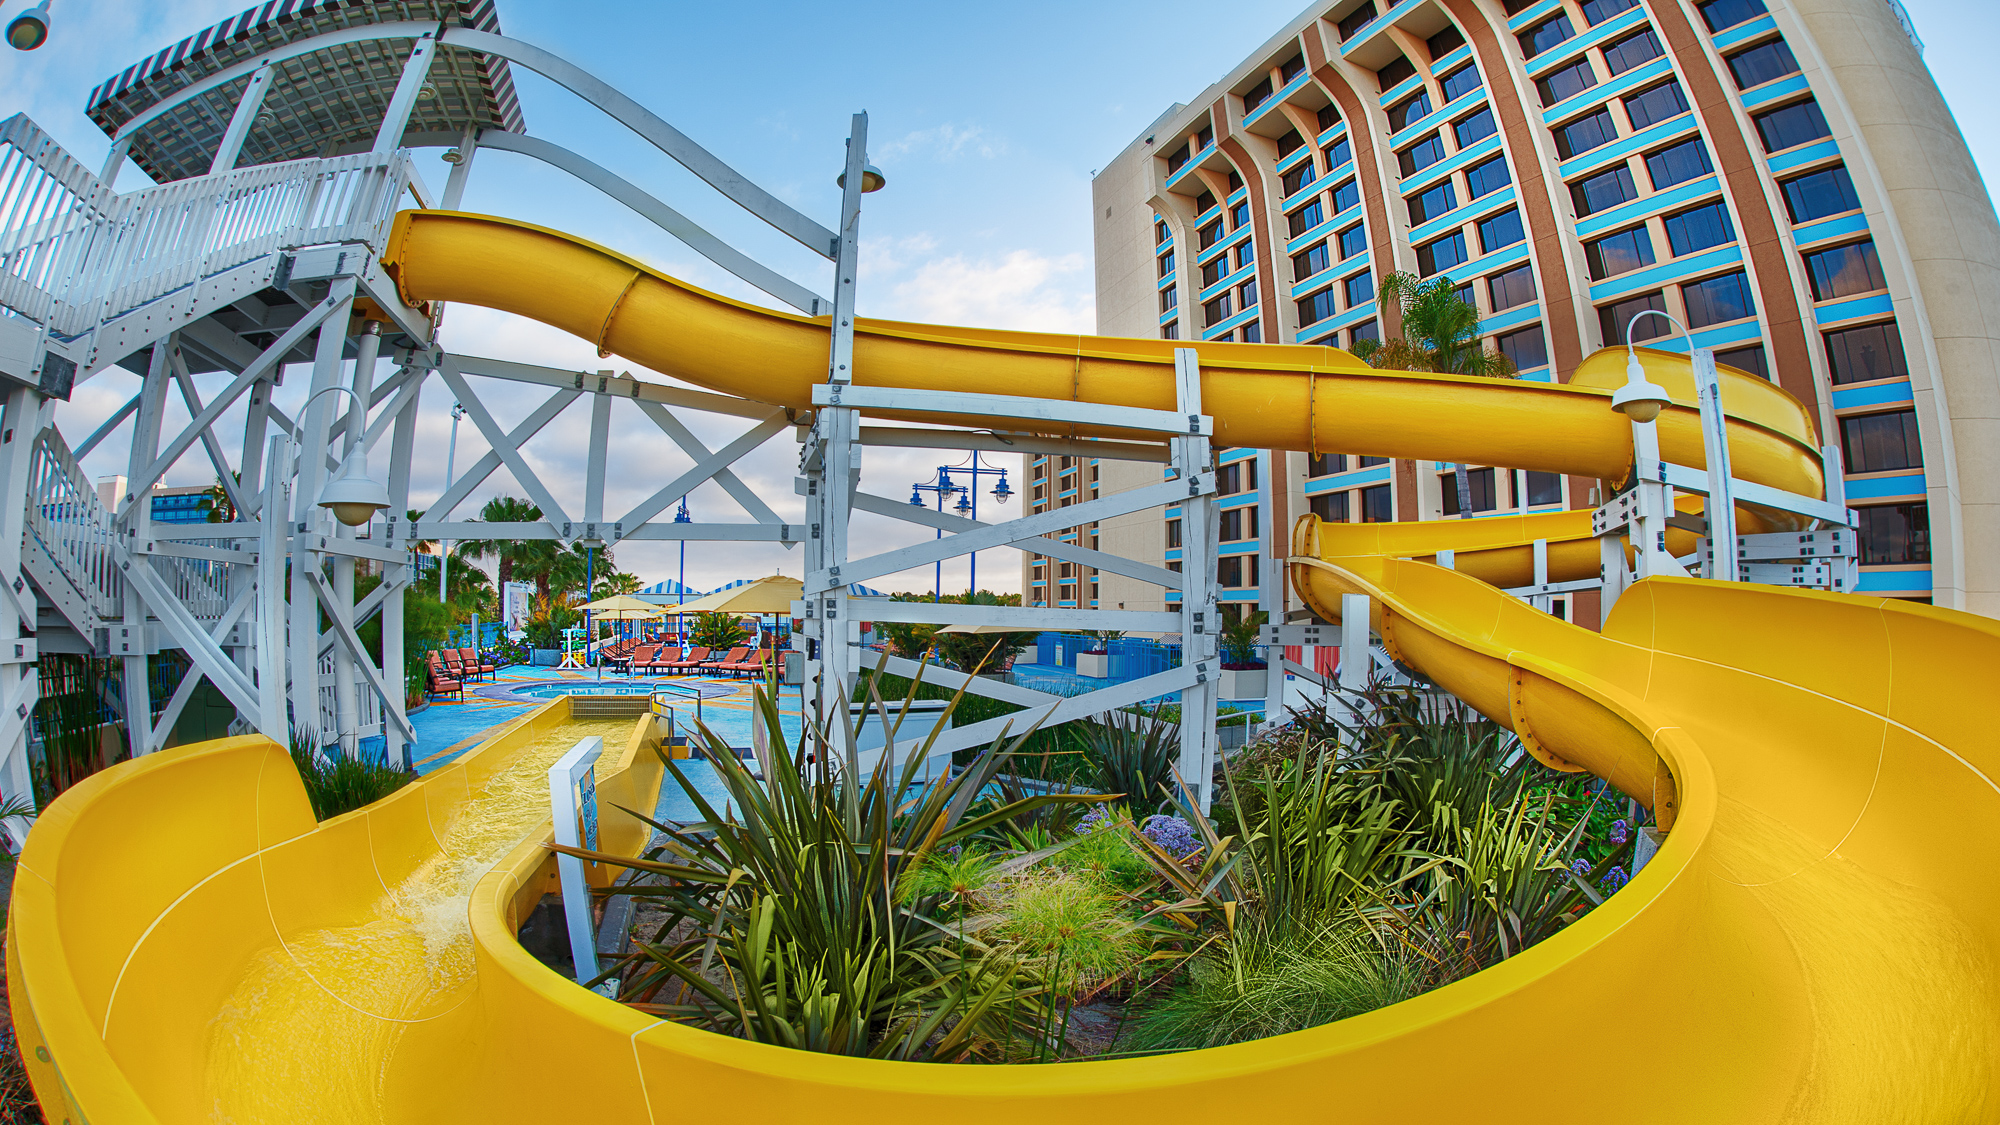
xmin=558 ymin=671 xmax=1108 ymax=1061
xmin=287 ymin=728 xmax=414 ymax=821
xmin=1074 ymin=707 xmax=1180 ymax=815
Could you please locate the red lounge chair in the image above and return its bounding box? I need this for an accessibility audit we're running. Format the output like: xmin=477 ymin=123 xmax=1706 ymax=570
xmin=638 ymin=646 xmax=683 ymax=674
xmin=465 ymin=647 xmax=496 ymax=678
xmin=699 ymin=646 xmax=752 ymax=674
xmin=661 ymin=647 xmax=710 ymax=674
xmin=427 ymin=665 xmax=462 ymax=700
xmin=719 ymin=650 xmax=772 ymax=678
xmin=625 ymin=644 xmax=660 ymax=673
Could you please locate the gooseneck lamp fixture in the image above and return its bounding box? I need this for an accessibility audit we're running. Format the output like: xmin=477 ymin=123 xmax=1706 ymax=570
xmin=6 ymin=2 xmax=50 ymax=51
xmin=304 ymin=386 xmax=391 ymax=527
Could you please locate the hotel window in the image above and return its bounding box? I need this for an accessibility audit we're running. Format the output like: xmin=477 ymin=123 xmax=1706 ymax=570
xmin=1344 ymin=269 xmax=1374 ymax=308
xmin=1398 ymin=133 xmax=1448 ymax=177
xmin=1277 ymin=129 xmax=1306 ymax=159
xmin=1824 ymin=321 xmax=1907 ymax=385
xmin=1518 ymin=13 xmax=1575 ymax=57
xmin=1842 ymin=410 xmax=1924 ymax=474
xmin=1417 ymin=232 xmax=1469 ymax=276
xmin=1217 ymin=459 xmax=1258 ymax=494
xmin=1537 ymin=59 xmax=1597 ymax=107
xmin=1166 ymin=143 xmax=1191 ymax=174
xmin=1198 ymin=123 xmax=1215 ymax=149
xmin=1857 ymin=502 xmax=1929 ymax=565
xmin=1287 ymin=197 xmax=1326 ymax=236
xmin=1310 ymin=492 xmax=1351 ymax=522
xmin=1162 ymin=320 xmax=1181 ymax=340
xmin=1204 ymin=294 xmax=1233 ymax=327
xmin=1498 ymin=324 xmax=1549 ymax=370
xmin=1465 ymin=154 xmax=1511 ymax=199
xmin=1201 ymin=256 xmax=1228 ymax=287
xmin=1219 ymin=506 xmax=1260 ymax=541
xmin=1697 ymin=0 xmax=1769 ymax=35
xmin=1238 ymin=278 xmax=1259 ymax=308
xmin=1441 ymin=467 xmax=1499 ymax=514
xmin=1281 ymin=161 xmax=1318 ymax=197
xmin=1477 ymin=208 xmax=1525 ymax=253
xmin=1160 ymin=285 xmax=1178 ymax=313
xmin=1338 ymin=2 xmax=1378 ymax=43
xmin=1293 ymin=241 xmax=1330 ymax=282
xmin=1331 ymin=177 xmax=1360 ymax=213
xmin=1166 ymin=518 xmax=1181 ymax=548
xmin=1428 ymin=24 xmax=1466 ymax=59
xmin=1155 ymin=219 xmax=1170 ymax=244
xmin=1241 ymin=320 xmax=1263 ymax=342
xmin=1682 ymin=271 xmax=1756 ymax=328
xmin=1318 ymin=104 xmax=1342 ymax=132
xmin=1571 ymin=163 xmax=1638 ymax=216
xmin=1715 ymin=344 xmax=1769 ymax=380
xmin=1805 ymin=241 xmax=1886 ymax=300
xmin=1308 ymin=453 xmax=1347 ymax=476
xmin=1645 ymin=137 xmax=1713 ymax=191
xmin=1525 ymin=471 xmax=1563 ymax=505
xmin=1601 ymin=27 xmax=1663 ymax=75
xmin=1244 ymin=76 xmax=1275 ymax=114
xmin=1502 ymin=0 xmax=1537 ymax=13
xmin=1359 ymin=455 xmax=1389 ymax=467
xmin=1579 ymin=0 xmax=1638 ymax=24
xmin=1231 ymin=201 xmax=1252 ymax=229
xmin=1781 ymin=165 xmax=1861 ymax=222
xmin=1602 ymin=291 xmax=1670 ymax=343
xmin=1454 ymin=106 xmax=1498 ymax=147
xmin=1199 ymin=218 xmax=1226 ymax=250
xmin=1218 ymin=555 xmax=1260 ymax=588
xmin=1323 ymin=135 xmax=1352 ymax=169
xmin=1195 ymin=189 xmax=1218 ymax=214
xmin=1378 ymin=55 xmax=1416 ymax=90
xmin=1754 ymin=99 xmax=1831 ymax=153
xmin=1229 ymin=170 xmax=1244 ymax=192
xmin=1338 ymin=223 xmax=1368 ymax=259
xmin=1408 ymin=181 xmax=1458 ymax=225
xmin=1298 ymin=287 xmax=1338 ymax=325
xmin=1350 ymin=320 xmax=1380 ymax=345
xmin=1623 ymin=81 xmax=1689 ymax=130
xmin=1360 ymin=483 xmax=1393 ymax=522
xmin=1234 ymin=242 xmax=1255 ymax=270
xmin=1663 ymin=201 xmax=1736 ymax=256
xmin=1728 ymin=38 xmax=1799 ymax=88
xmin=1586 ymin=226 xmax=1656 ymax=280
xmin=1158 ymin=250 xmax=1175 ymax=277
xmin=1439 ymin=63 xmax=1481 ymax=103
xmin=1488 ymin=263 xmax=1537 ymax=311
xmin=1389 ymin=90 xmax=1435 ymax=132
xmin=1554 ymin=108 xmax=1619 ymax=159
xmin=1281 ymin=53 xmax=1307 ymax=83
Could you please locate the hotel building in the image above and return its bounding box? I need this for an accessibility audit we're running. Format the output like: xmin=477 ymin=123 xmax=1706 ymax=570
xmin=1029 ymin=0 xmax=2000 ymax=625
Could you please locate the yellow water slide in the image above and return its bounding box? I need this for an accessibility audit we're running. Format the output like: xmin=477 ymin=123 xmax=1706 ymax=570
xmin=9 ymin=212 xmax=1998 ymax=1121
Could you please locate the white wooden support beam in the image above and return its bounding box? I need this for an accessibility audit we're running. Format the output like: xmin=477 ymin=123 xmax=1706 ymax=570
xmin=120 ymin=561 xmax=260 ymax=717
xmin=445 ymin=355 xmax=778 ymax=421
xmin=372 ymin=34 xmax=438 ymax=154
xmin=1338 ymin=593 xmax=1370 ymax=692
xmin=436 ymin=361 xmax=575 ymax=529
xmin=613 ymin=412 xmax=790 ymax=532
xmin=209 ymin=62 xmax=274 ymax=175
xmin=255 ymin=435 xmax=290 ymax=739
xmin=633 ymin=400 xmax=784 ymax=529
xmin=165 ymin=345 xmax=251 ymax=523
xmin=583 ymin=379 xmax=612 ymax=536
xmin=852 ymin=426 xmax=1170 ymax=464
xmin=1692 ymin=348 xmax=1739 ymax=582
xmin=304 ymin=573 xmax=417 ymax=743
xmin=861 ymin=600 xmax=1182 ymax=632
xmin=0 ymin=387 xmax=43 ymax=815
xmin=422 ymin=386 xmax=580 ymax=521
xmin=1172 ymin=347 xmax=1219 ymax=813
xmin=812 ymin=383 xmax=1213 ymax=438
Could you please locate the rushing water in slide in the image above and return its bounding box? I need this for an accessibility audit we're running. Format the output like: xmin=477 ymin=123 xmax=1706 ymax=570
xmin=200 ymin=718 xmax=637 ymax=1123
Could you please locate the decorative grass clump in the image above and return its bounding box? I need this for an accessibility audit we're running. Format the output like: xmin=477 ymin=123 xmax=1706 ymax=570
xmin=288 ymin=730 xmax=414 ymax=821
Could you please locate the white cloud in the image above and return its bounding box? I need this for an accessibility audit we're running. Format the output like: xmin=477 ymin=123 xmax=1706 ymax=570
xmin=883 ymin=249 xmax=1094 ymax=333
xmin=877 ymin=123 xmax=1000 ymax=161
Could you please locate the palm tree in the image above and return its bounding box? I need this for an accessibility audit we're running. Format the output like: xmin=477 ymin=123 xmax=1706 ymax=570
xmin=1353 ymin=272 xmax=1517 ymax=519
xmin=592 ymin=570 xmax=644 ymax=600
xmin=456 ymin=496 xmax=544 ymax=591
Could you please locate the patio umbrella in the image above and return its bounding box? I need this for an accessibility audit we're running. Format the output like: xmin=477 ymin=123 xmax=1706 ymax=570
xmin=935 ymin=623 xmax=1025 ymax=634
xmin=668 ymin=575 xmax=803 ymax=652
xmin=578 ymin=594 xmax=665 ymax=618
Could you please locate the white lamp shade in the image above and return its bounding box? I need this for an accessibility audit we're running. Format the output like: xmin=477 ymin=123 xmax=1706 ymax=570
xmin=1610 ymin=353 xmax=1671 ymax=424
xmin=319 ymin=452 xmax=391 ymax=527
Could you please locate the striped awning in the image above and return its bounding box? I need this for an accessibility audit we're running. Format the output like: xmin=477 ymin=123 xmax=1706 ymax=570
xmin=86 ymin=0 xmax=525 ymax=185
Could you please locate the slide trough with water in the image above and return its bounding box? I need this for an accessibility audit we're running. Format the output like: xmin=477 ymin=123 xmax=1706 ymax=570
xmin=8 ymin=212 xmax=1997 ymax=1122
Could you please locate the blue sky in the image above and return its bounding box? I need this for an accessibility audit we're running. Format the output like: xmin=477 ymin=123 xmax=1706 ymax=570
xmin=6 ymin=0 xmax=1997 ymax=597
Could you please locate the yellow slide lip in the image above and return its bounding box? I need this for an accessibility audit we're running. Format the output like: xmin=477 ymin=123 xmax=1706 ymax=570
xmin=383 ymin=210 xmax=1824 ymax=498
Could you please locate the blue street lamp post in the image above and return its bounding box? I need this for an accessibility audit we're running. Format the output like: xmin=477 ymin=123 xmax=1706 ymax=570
xmin=909 ymin=455 xmax=1013 ymax=600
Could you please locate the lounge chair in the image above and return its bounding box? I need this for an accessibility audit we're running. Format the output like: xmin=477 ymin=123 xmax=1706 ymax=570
xmin=469 ymin=647 xmax=496 ymax=678
xmin=661 ymin=646 xmax=710 ymax=674
xmin=637 ymin=646 xmax=683 ymax=674
xmin=719 ymin=649 xmax=771 ymax=678
xmin=426 ymin=664 xmax=462 ymax=700
xmin=699 ymin=646 xmax=752 ymax=674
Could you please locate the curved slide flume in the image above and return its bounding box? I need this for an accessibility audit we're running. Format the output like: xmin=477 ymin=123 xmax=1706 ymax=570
xmin=8 ymin=212 xmax=1998 ymax=1121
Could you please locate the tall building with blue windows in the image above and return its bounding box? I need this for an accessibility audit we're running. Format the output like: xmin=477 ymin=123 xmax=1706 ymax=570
xmin=1073 ymin=0 xmax=2000 ymax=626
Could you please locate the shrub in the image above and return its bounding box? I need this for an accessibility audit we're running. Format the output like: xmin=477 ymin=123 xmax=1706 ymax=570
xmin=687 ymin=610 xmax=749 ymax=651
xmin=1074 ymin=707 xmax=1179 ymax=813
xmin=288 ymin=729 xmax=414 ymax=820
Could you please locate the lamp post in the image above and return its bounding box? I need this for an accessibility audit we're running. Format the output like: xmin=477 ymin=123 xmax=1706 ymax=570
xmin=1611 ymin=311 xmax=1733 ymax=584
xmin=674 ymin=496 xmax=691 ymax=645
xmin=439 ymin=401 xmax=463 ymax=599
xmin=908 ymin=454 xmax=1012 ymax=601
xmin=301 ymin=386 xmax=390 ymax=526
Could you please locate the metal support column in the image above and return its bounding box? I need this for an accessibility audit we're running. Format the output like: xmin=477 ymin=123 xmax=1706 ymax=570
xmin=290 ymin=281 xmax=356 ymax=747
xmin=208 ymin=62 xmax=274 ymax=175
xmin=1172 ymin=348 xmax=1219 ymax=813
xmin=0 ymin=385 xmax=45 ymax=835
xmin=1692 ymin=347 xmax=1739 ymax=582
xmin=121 ymin=344 xmax=175 ymax=752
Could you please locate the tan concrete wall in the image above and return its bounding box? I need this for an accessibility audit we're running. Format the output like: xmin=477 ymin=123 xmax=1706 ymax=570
xmin=1790 ymin=0 xmax=2000 ymax=614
